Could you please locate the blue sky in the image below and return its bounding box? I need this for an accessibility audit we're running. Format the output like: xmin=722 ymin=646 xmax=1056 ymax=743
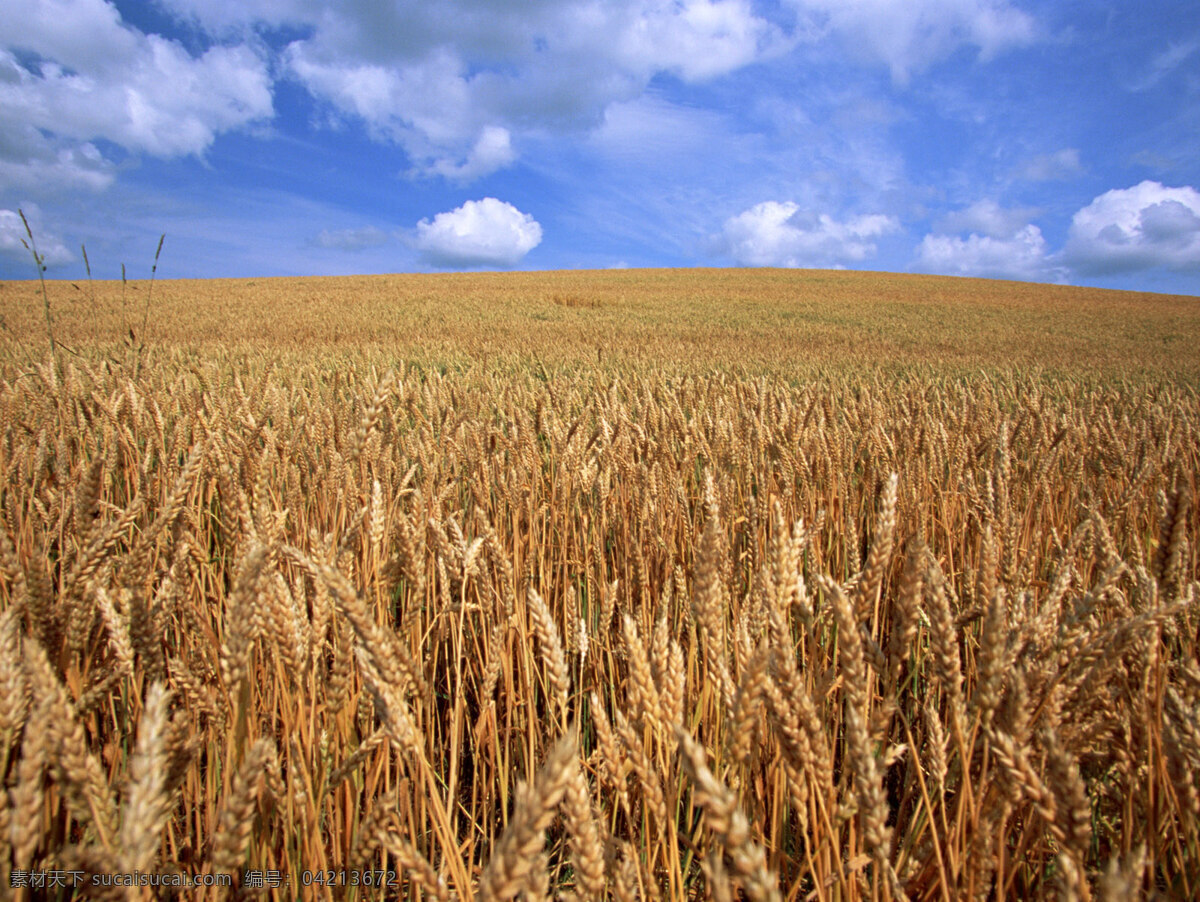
xmin=1 ymin=1 xmax=1199 ymax=294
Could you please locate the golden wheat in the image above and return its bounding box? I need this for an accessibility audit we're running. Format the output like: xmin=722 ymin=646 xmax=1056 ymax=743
xmin=0 ymin=268 xmax=1196 ymax=899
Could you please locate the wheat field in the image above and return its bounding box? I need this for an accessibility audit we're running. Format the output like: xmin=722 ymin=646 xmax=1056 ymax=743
xmin=0 ymin=268 xmax=1197 ymax=900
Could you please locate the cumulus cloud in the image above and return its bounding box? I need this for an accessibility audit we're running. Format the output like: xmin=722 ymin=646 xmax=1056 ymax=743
xmin=916 ymin=199 xmax=1064 ymax=281
xmin=720 ymin=201 xmax=898 ymax=267
xmin=414 ymin=198 xmax=542 ymax=268
xmin=0 ymin=0 xmax=272 ymax=193
xmin=788 ymin=0 xmax=1036 ymax=82
xmin=1063 ymin=181 xmax=1200 ymax=274
xmin=921 ymin=186 xmax=1200 ymax=282
xmin=166 ymin=0 xmax=785 ymax=179
xmin=916 ymin=225 xmax=1060 ymax=282
xmin=313 ymin=226 xmax=390 ymax=252
xmin=0 ymin=206 xmax=73 ymax=267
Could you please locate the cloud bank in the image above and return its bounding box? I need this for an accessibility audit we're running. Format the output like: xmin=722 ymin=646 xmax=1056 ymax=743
xmin=169 ymin=0 xmax=788 ymax=179
xmin=2 ymin=1 xmax=1194 ymax=292
xmin=918 ymin=184 xmax=1200 ymax=282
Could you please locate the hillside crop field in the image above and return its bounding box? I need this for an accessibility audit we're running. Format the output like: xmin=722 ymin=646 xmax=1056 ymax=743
xmin=0 ymin=268 xmax=1198 ymax=900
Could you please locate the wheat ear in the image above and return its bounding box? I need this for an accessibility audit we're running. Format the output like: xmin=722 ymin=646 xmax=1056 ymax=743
xmin=477 ymin=732 xmax=577 ymax=902
xmin=677 ymin=727 xmax=782 ymax=902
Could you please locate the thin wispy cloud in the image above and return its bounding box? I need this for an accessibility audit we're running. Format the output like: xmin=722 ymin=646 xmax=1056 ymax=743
xmin=1015 ymin=149 xmax=1083 ymax=183
xmin=937 ymin=200 xmax=1042 ymax=240
xmin=1131 ymin=38 xmax=1200 ymax=91
xmin=0 ymin=0 xmax=1196 ymax=293
xmin=313 ymin=226 xmax=391 ymax=252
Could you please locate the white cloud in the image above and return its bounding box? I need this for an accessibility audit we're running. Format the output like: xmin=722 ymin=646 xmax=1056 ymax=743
xmin=611 ymin=0 xmax=783 ymax=79
xmin=280 ymin=42 xmax=514 ymax=178
xmin=1063 ymin=181 xmax=1200 ymax=274
xmin=788 ymin=0 xmax=1036 ymax=82
xmin=720 ymin=201 xmax=898 ymax=267
xmin=414 ymin=198 xmax=542 ymax=268
xmin=313 ymin=226 xmax=390 ymax=251
xmin=168 ymin=0 xmax=785 ymax=179
xmin=920 ymin=186 xmax=1200 ymax=283
xmin=0 ymin=0 xmax=271 ymax=194
xmin=170 ymin=0 xmax=783 ymax=80
xmin=917 ymin=199 xmax=1064 ymax=281
xmin=0 ymin=124 xmax=115 ymax=194
xmin=0 ymin=206 xmax=73 ymax=267
xmin=916 ymin=225 xmax=1060 ymax=282
xmin=429 ymin=126 xmax=516 ymax=182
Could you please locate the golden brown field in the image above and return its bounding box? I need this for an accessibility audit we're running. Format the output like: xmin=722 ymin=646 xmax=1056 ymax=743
xmin=0 ymin=268 xmax=1197 ymax=900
